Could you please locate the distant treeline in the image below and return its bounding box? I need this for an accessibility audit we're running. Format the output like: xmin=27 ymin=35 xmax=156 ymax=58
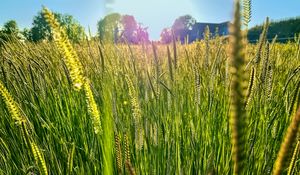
xmin=248 ymin=17 xmax=300 ymax=42
xmin=1 ymin=9 xmax=300 ymax=45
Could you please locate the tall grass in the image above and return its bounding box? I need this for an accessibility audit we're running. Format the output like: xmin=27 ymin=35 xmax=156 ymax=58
xmin=228 ymin=1 xmax=248 ymax=174
xmin=0 ymin=3 xmax=300 ymax=175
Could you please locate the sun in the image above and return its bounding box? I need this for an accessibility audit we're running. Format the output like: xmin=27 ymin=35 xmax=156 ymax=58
xmin=108 ymin=0 xmax=199 ymax=40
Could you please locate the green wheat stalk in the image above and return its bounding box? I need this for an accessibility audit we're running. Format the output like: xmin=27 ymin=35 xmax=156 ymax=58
xmin=229 ymin=0 xmax=248 ymax=174
xmin=0 ymin=80 xmax=48 ymax=175
xmin=125 ymin=75 xmax=144 ymax=150
xmin=287 ymin=140 xmax=300 ymax=175
xmin=273 ymin=107 xmax=300 ymax=175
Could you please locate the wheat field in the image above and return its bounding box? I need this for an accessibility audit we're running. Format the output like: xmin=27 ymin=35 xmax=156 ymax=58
xmin=0 ymin=2 xmax=300 ymax=175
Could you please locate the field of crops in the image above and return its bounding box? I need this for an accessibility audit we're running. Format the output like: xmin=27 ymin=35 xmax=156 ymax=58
xmin=0 ymin=3 xmax=300 ymax=175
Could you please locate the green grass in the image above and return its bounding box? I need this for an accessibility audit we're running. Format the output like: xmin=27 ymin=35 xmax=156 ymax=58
xmin=0 ymin=27 xmax=300 ymax=174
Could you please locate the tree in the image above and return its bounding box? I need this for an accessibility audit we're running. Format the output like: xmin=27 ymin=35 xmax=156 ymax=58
xmin=61 ymin=15 xmax=86 ymax=43
xmin=248 ymin=17 xmax=300 ymax=42
xmin=119 ymin=15 xmax=150 ymax=44
xmin=29 ymin=11 xmax=85 ymax=43
xmin=2 ymin=20 xmax=19 ymax=35
xmin=0 ymin=20 xmax=20 ymax=44
xmin=160 ymin=28 xmax=172 ymax=44
xmin=120 ymin=15 xmax=138 ymax=43
xmin=172 ymin=15 xmax=196 ymax=43
xmin=97 ymin=14 xmax=149 ymax=44
xmin=135 ymin=24 xmax=150 ymax=44
xmin=97 ymin=13 xmax=121 ymax=42
xmin=21 ymin=28 xmax=31 ymax=41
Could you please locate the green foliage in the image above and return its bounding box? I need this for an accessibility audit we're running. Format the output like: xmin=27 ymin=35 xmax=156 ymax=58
xmin=97 ymin=13 xmax=121 ymax=42
xmin=172 ymin=15 xmax=196 ymax=31
xmin=29 ymin=10 xmax=85 ymax=43
xmin=21 ymin=28 xmax=32 ymax=41
xmin=1 ymin=5 xmax=300 ymax=175
xmin=97 ymin=13 xmax=150 ymax=44
xmin=2 ymin=20 xmax=19 ymax=35
xmin=164 ymin=15 xmax=228 ymax=43
xmin=0 ymin=20 xmax=20 ymax=44
xmin=0 ymin=27 xmax=300 ymax=174
xmin=248 ymin=17 xmax=300 ymax=42
xmin=172 ymin=15 xmax=196 ymax=42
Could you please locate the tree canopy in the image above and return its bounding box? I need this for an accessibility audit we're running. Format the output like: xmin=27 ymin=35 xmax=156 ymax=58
xmin=160 ymin=15 xmax=197 ymax=44
xmin=248 ymin=17 xmax=300 ymax=42
xmin=0 ymin=20 xmax=21 ymax=44
xmin=2 ymin=20 xmax=19 ymax=35
xmin=97 ymin=13 xmax=121 ymax=42
xmin=28 ymin=11 xmax=85 ymax=43
xmin=172 ymin=15 xmax=196 ymax=43
xmin=160 ymin=28 xmax=173 ymax=44
xmin=97 ymin=13 xmax=150 ymax=44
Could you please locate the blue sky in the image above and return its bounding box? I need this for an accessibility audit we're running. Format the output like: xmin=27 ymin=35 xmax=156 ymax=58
xmin=0 ymin=0 xmax=300 ymax=40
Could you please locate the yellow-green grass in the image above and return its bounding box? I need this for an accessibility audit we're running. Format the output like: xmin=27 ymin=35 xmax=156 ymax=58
xmin=0 ymin=11 xmax=300 ymax=174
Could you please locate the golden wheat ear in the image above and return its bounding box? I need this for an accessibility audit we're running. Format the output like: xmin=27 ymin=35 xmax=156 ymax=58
xmin=114 ymin=133 xmax=123 ymax=174
xmin=229 ymin=0 xmax=248 ymax=174
xmin=124 ymin=134 xmax=131 ymax=163
xmin=0 ymin=80 xmax=48 ymax=175
xmin=0 ymin=80 xmax=25 ymax=125
xmin=84 ymin=79 xmax=102 ymax=134
xmin=29 ymin=139 xmax=48 ymax=175
xmin=125 ymin=161 xmax=136 ymax=175
xmin=42 ymin=7 xmax=85 ymax=91
xmin=125 ymin=75 xmax=144 ymax=150
xmin=242 ymin=0 xmax=252 ymax=28
xmin=42 ymin=7 xmax=103 ymax=135
xmin=273 ymin=107 xmax=300 ymax=175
